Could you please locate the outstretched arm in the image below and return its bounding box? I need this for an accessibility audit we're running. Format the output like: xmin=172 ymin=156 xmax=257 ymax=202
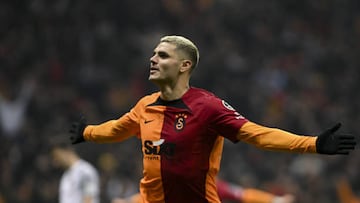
xmin=237 ymin=121 xmax=356 ymax=155
xmin=69 ymin=111 xmax=140 ymax=144
xmin=68 ymin=98 xmax=145 ymax=144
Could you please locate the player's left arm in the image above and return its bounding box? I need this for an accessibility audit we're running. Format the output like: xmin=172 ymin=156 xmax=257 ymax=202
xmin=237 ymin=121 xmax=356 ymax=155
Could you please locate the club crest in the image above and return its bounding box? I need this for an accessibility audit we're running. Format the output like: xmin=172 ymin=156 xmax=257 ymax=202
xmin=175 ymin=113 xmax=187 ymax=131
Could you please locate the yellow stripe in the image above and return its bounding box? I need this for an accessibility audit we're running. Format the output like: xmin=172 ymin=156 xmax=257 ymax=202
xmin=205 ymin=136 xmax=223 ymax=203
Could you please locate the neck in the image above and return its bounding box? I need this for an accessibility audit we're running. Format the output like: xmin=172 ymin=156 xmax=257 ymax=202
xmin=159 ymin=83 xmax=190 ymax=101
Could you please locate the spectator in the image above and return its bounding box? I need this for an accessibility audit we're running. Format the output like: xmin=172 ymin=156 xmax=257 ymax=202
xmin=51 ymin=142 xmax=100 ymax=203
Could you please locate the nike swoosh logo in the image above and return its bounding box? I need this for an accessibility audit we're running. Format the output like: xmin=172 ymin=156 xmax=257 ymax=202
xmin=144 ymin=119 xmax=154 ymax=124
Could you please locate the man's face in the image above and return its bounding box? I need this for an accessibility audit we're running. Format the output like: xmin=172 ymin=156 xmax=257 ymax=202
xmin=149 ymin=42 xmax=184 ymax=84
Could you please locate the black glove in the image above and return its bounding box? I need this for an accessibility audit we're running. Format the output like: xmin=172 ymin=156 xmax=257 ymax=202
xmin=69 ymin=116 xmax=87 ymax=144
xmin=316 ymin=123 xmax=356 ymax=155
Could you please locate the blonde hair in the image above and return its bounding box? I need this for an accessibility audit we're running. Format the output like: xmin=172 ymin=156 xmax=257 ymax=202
xmin=160 ymin=35 xmax=200 ymax=70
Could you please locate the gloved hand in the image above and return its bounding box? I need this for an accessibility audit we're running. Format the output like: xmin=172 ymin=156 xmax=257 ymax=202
xmin=316 ymin=123 xmax=356 ymax=155
xmin=69 ymin=116 xmax=87 ymax=144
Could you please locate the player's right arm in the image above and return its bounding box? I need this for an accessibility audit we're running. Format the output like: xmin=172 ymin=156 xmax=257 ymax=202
xmin=83 ymin=107 xmax=140 ymax=143
xmin=69 ymin=100 xmax=143 ymax=144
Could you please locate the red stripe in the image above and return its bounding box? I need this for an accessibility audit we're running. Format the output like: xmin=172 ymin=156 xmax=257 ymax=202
xmin=160 ymin=108 xmax=217 ymax=203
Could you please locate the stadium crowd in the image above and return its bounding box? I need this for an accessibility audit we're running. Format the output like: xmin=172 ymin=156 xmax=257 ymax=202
xmin=1 ymin=0 xmax=360 ymax=202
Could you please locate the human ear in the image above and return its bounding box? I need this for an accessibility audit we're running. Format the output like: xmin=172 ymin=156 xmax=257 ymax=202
xmin=180 ymin=60 xmax=192 ymax=73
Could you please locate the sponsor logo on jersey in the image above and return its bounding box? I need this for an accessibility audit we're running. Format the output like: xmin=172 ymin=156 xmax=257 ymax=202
xmin=144 ymin=139 xmax=175 ymax=160
xmin=174 ymin=113 xmax=187 ymax=131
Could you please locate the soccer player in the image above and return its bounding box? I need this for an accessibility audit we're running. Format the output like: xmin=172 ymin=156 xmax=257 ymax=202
xmin=52 ymin=143 xmax=100 ymax=203
xmin=69 ymin=35 xmax=356 ymax=203
xmin=111 ymin=178 xmax=295 ymax=203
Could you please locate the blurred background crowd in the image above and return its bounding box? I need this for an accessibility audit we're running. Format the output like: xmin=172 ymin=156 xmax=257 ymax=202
xmin=1 ymin=0 xmax=360 ymax=202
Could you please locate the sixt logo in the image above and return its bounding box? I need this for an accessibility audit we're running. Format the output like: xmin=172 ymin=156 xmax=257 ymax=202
xmin=144 ymin=139 xmax=176 ymax=159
